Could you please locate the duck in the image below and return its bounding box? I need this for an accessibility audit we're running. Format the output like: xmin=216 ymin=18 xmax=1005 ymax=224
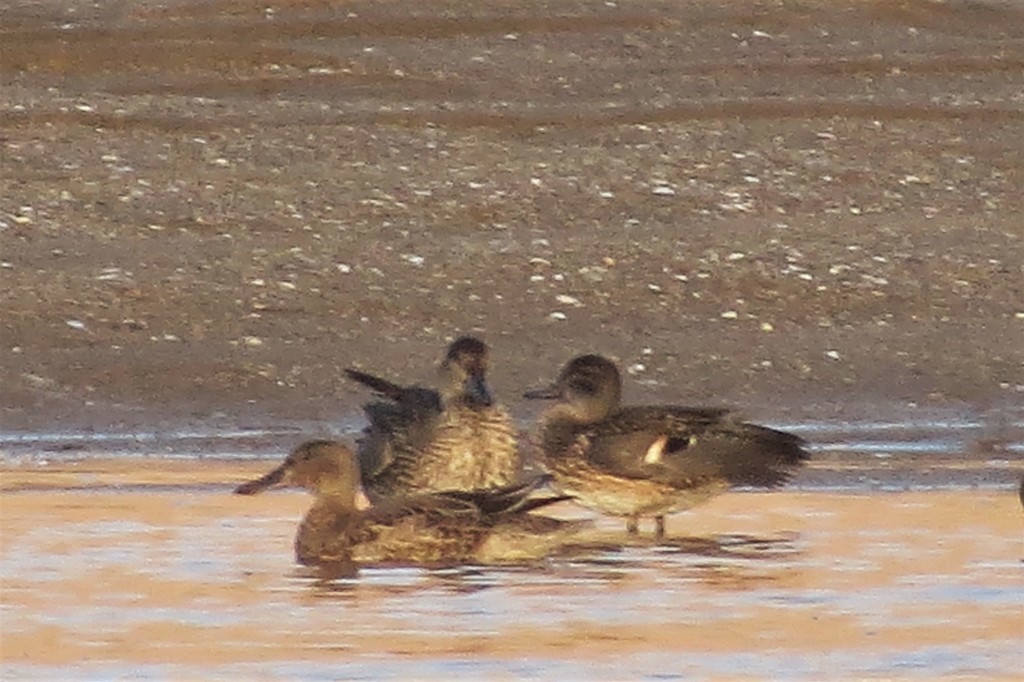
xmin=345 ymin=336 xmax=519 ymax=499
xmin=234 ymin=440 xmax=580 ymax=567
xmin=524 ymin=354 xmax=810 ymax=538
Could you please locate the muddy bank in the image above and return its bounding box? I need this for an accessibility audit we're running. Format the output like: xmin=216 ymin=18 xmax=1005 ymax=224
xmin=2 ymin=0 xmax=1023 ymax=435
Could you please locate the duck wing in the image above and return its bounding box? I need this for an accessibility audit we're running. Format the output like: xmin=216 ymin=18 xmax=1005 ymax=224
xmin=351 ymin=480 xmax=574 ymax=565
xmin=438 ymin=475 xmax=571 ymax=516
xmin=356 ymin=399 xmax=444 ymax=483
xmin=344 ymin=368 xmax=407 ymax=402
xmin=345 ymin=368 xmax=444 ymax=487
xmin=345 ymin=368 xmax=443 ymax=414
xmin=366 ymin=490 xmax=481 ymax=523
xmin=338 ymin=495 xmax=484 ymax=565
xmin=583 ymin=406 xmax=809 ymax=488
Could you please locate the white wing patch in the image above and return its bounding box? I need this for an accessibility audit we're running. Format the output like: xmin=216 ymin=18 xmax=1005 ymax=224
xmin=643 ymin=434 xmax=669 ymax=464
xmin=354 ymin=486 xmax=372 ymax=511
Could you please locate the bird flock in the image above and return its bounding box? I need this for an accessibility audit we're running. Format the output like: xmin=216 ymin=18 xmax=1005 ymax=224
xmin=236 ymin=336 xmax=811 ymax=570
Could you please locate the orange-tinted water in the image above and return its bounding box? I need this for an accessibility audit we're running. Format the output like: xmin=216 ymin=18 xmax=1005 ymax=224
xmin=2 ymin=457 xmax=1021 ymax=680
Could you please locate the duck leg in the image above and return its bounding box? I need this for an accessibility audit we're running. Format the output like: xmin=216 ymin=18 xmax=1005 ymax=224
xmin=654 ymin=516 xmax=666 ymax=540
xmin=626 ymin=514 xmax=639 ymax=535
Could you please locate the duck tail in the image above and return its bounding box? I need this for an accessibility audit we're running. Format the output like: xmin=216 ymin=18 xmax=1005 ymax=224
xmin=511 ymin=494 xmax=575 ymax=515
xmin=721 ymin=423 xmax=810 ymax=488
xmin=490 ymin=475 xmax=573 ymax=515
xmin=344 ymin=368 xmax=408 ymax=398
xmin=442 ymin=474 xmax=565 ymax=515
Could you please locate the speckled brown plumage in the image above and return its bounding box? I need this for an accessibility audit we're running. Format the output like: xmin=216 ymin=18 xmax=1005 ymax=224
xmin=526 ymin=354 xmax=810 ymax=538
xmin=345 ymin=336 xmax=519 ymax=498
xmin=235 ymin=440 xmax=578 ymax=567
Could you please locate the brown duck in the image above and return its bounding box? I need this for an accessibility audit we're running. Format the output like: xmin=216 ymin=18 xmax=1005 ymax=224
xmin=346 ymin=336 xmax=519 ymax=499
xmin=235 ymin=440 xmax=579 ymax=567
xmin=525 ymin=354 xmax=810 ymax=538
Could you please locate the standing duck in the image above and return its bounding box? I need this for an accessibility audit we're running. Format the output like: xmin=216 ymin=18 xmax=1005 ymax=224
xmin=235 ymin=440 xmax=578 ymax=567
xmin=345 ymin=336 xmax=520 ymax=498
xmin=525 ymin=354 xmax=810 ymax=538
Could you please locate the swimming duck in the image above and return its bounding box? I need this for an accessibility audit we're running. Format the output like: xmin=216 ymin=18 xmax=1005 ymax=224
xmin=235 ymin=440 xmax=578 ymax=567
xmin=525 ymin=354 xmax=810 ymax=538
xmin=345 ymin=336 xmax=519 ymax=498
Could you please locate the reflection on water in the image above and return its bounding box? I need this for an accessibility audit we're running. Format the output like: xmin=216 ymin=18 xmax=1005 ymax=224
xmin=2 ymin=411 xmax=1022 ymax=679
xmin=295 ymin=532 xmax=801 ymax=602
xmin=3 ymin=471 xmax=1021 ymax=680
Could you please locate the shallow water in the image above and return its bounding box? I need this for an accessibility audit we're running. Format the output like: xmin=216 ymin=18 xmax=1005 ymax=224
xmin=2 ymin=417 xmax=1022 ymax=680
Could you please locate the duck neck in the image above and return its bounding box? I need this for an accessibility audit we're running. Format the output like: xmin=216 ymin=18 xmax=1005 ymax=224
xmin=296 ymin=497 xmax=355 ymax=566
xmin=314 ymin=484 xmax=361 ymax=513
xmin=538 ymin=408 xmax=584 ymax=459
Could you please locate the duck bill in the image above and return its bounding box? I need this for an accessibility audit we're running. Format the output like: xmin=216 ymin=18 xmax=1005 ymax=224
xmin=523 ymin=384 xmax=560 ymax=400
xmin=464 ymin=374 xmax=494 ymax=407
xmin=234 ymin=463 xmax=288 ymax=495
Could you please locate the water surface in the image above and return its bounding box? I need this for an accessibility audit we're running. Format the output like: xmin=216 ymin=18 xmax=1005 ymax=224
xmin=2 ymin=417 xmax=1022 ymax=680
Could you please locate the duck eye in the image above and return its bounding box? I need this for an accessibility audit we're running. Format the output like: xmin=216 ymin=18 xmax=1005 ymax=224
xmin=569 ymin=378 xmax=599 ymax=396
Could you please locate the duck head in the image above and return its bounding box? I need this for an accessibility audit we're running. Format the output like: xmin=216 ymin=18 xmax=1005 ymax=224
xmin=439 ymin=336 xmax=495 ymax=408
xmin=524 ymin=354 xmax=622 ymax=423
xmin=235 ymin=440 xmax=371 ymax=510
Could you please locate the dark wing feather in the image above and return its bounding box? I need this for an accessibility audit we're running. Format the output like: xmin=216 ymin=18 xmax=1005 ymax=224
xmin=348 ymin=496 xmax=485 ymax=565
xmin=438 ymin=475 xmax=553 ymax=516
xmin=346 ymin=369 xmax=443 ymax=415
xmin=582 ymin=406 xmax=723 ymax=476
xmin=356 ymin=403 xmax=443 ymax=488
xmin=505 ymin=494 xmax=574 ymax=515
xmin=344 ymin=368 xmax=407 ymax=401
xmin=368 ymin=491 xmax=481 ymax=522
xmin=644 ymin=405 xmax=733 ymax=421
xmin=346 ymin=368 xmax=444 ymax=489
xmin=649 ymin=419 xmax=809 ymax=488
xmin=582 ymin=406 xmax=809 ymax=488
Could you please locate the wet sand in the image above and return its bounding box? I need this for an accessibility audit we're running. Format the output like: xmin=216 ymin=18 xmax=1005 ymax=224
xmin=2 ymin=460 xmax=1022 ymax=679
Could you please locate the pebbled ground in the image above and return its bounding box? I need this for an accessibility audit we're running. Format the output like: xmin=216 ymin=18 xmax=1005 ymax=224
xmin=1 ymin=0 xmax=1022 ymax=435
